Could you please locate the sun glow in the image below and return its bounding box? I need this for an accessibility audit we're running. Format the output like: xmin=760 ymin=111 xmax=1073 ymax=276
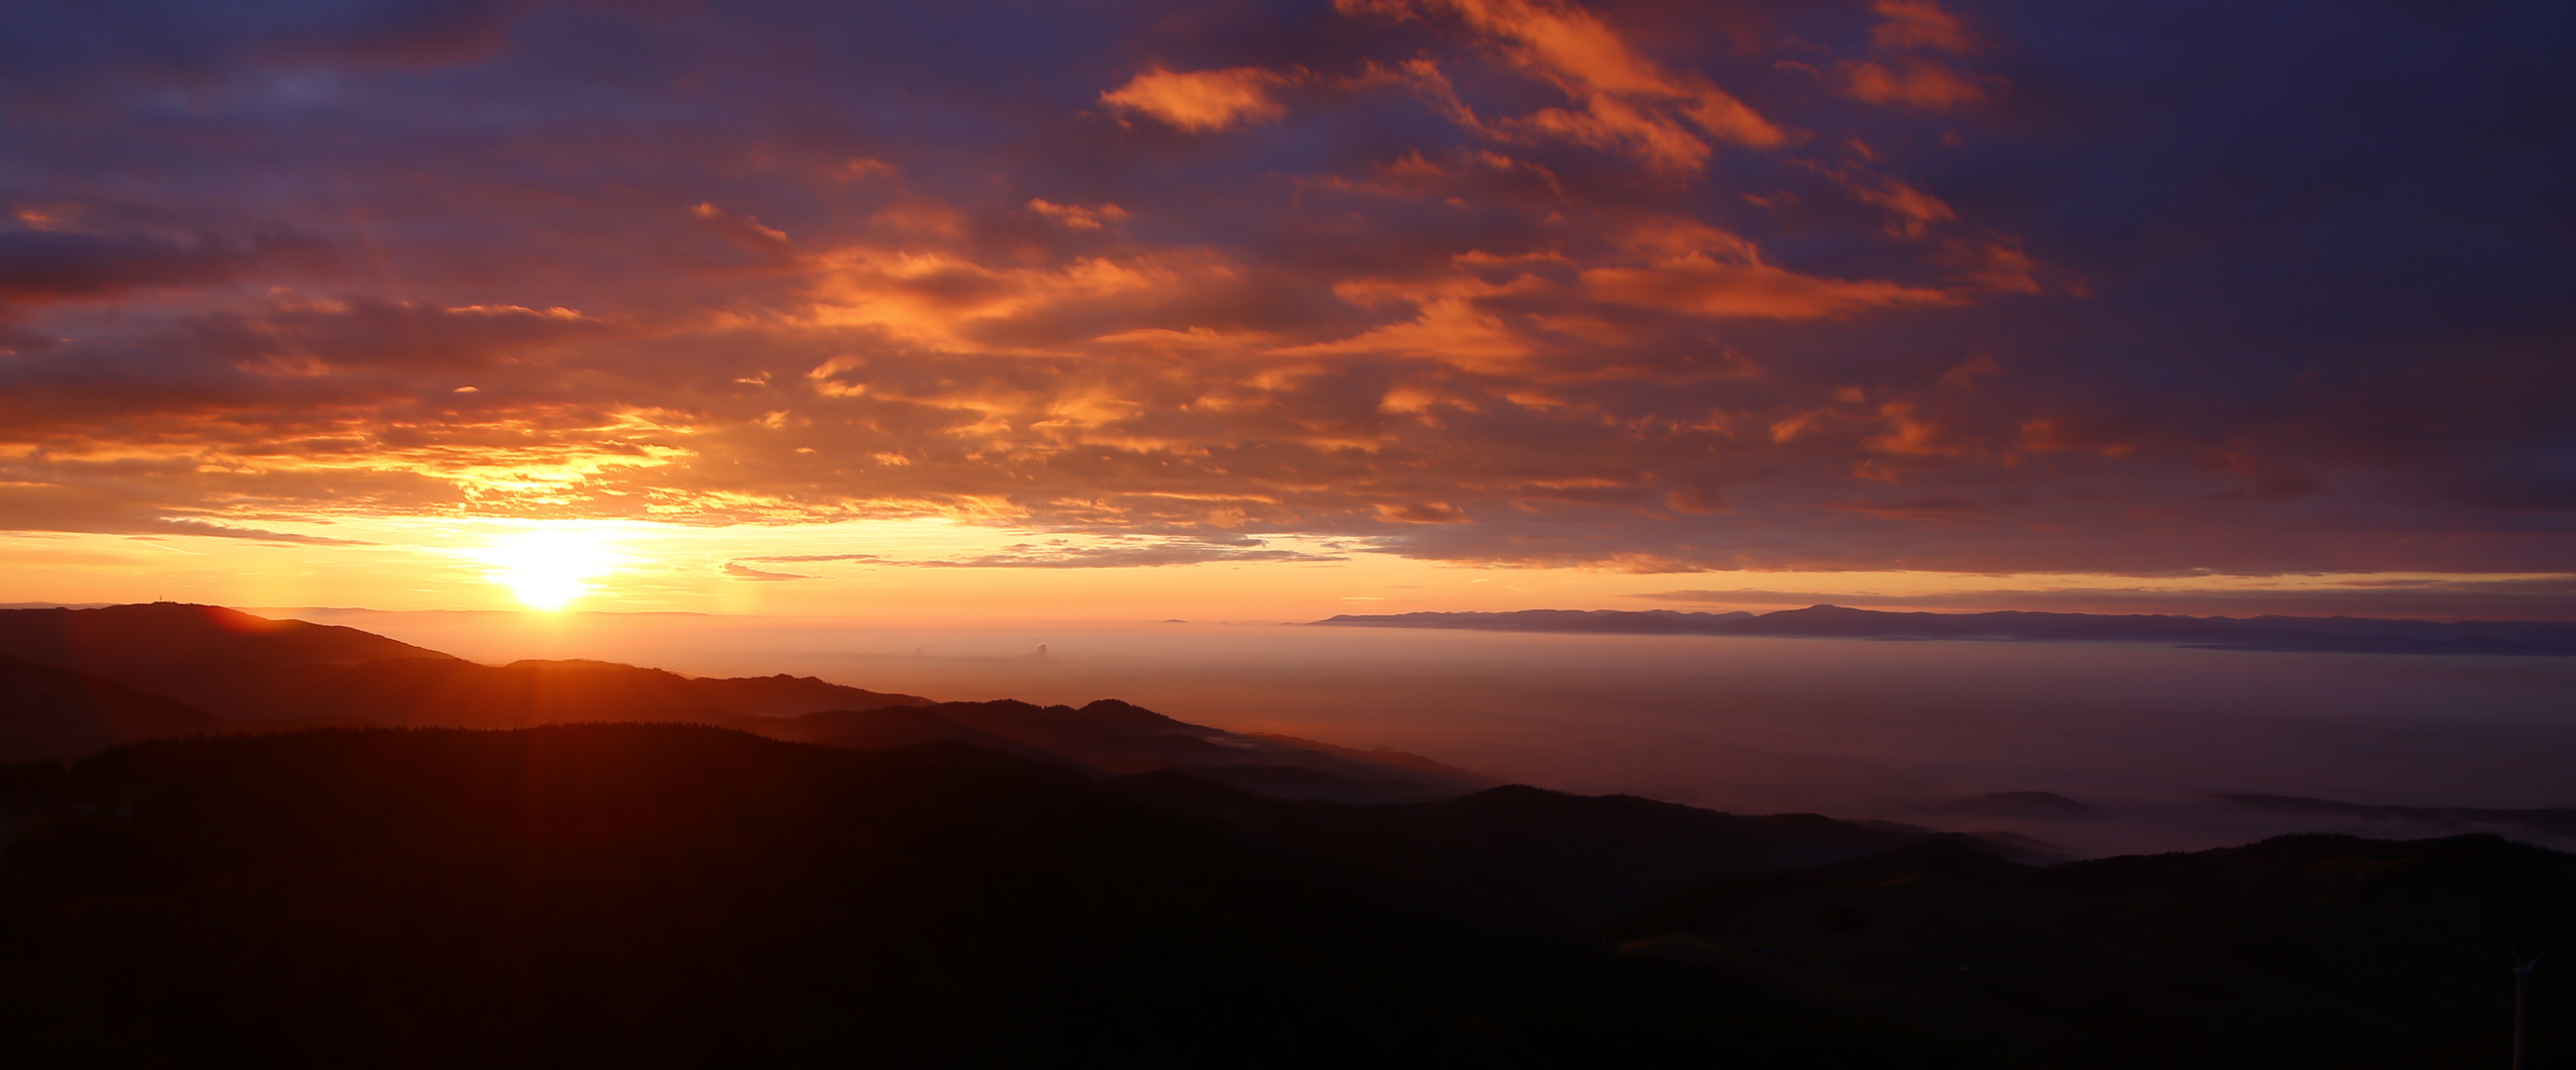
xmin=476 ymin=525 xmax=626 ymax=610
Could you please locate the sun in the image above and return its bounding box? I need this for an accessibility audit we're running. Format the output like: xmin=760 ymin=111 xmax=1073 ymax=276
xmin=477 ymin=525 xmax=625 ymax=610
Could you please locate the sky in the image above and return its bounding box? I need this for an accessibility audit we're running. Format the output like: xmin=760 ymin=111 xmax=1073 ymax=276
xmin=3 ymin=0 xmax=2572 ymax=618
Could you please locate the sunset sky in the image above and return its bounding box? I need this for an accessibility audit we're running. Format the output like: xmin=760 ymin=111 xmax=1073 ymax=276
xmin=3 ymin=0 xmax=2570 ymax=619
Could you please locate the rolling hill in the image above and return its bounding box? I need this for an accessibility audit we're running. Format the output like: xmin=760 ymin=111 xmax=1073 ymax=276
xmin=0 ymin=604 xmax=1486 ymax=801
xmin=0 ymin=652 xmax=226 ymax=763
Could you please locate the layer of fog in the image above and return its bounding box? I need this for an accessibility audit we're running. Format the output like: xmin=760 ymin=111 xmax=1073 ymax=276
xmin=278 ymin=610 xmax=2576 ymax=858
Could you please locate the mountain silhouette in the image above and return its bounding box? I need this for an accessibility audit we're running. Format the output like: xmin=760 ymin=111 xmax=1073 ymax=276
xmin=0 ymin=602 xmax=457 ymax=719
xmin=5 ymin=722 xmax=2565 ymax=1067
xmin=1240 ymin=731 xmax=1496 ymax=785
xmin=2215 ymin=793 xmax=2576 ymax=839
xmin=195 ymin=656 xmax=931 ymax=728
xmin=0 ymin=605 xmax=1488 ymax=800
xmin=4 ymin=602 xmax=2569 ymax=1066
xmin=1095 ymin=773 xmax=1936 ymax=930
xmin=1366 ymin=785 xmax=1932 ymax=922
xmin=0 ymin=724 xmax=1980 ymax=1068
xmin=0 ymin=603 xmax=923 ymax=729
xmin=0 ymin=652 xmax=226 ymax=763
xmin=1322 ymin=605 xmax=2576 ymax=656
xmin=746 ymin=703 xmax=1089 ymax=769
xmin=746 ymin=698 xmax=1494 ymax=802
xmin=1611 ymin=833 xmax=2576 ymax=1069
xmin=0 ymin=600 xmax=450 ymax=670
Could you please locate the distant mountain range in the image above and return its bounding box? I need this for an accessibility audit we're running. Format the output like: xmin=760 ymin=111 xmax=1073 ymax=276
xmin=2215 ymin=794 xmax=2576 ymax=838
xmin=1319 ymin=604 xmax=2576 ymax=655
xmin=0 ymin=602 xmax=1491 ymax=802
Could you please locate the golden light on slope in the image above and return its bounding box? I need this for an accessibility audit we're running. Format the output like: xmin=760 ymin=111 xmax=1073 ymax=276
xmin=475 ymin=524 xmax=627 ymax=610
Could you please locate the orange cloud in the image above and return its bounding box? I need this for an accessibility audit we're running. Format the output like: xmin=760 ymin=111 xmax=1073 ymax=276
xmin=1839 ymin=1 xmax=1995 ymax=110
xmin=1341 ymin=0 xmax=1784 ymax=170
xmin=1860 ymin=400 xmax=1976 ymax=459
xmin=1868 ymin=0 xmax=1974 ymax=53
xmin=802 ymin=246 xmax=1187 ymax=352
xmin=1100 ymin=67 xmax=1288 ymax=132
xmin=1842 ymin=57 xmax=1993 ymax=109
xmin=1274 ymin=273 xmax=1551 ymax=372
xmin=1853 ymin=175 xmax=1955 ymax=238
xmin=1272 ymin=297 xmax=1534 ymax=372
xmin=1026 ymin=198 xmax=1131 ymax=230
xmin=690 ymin=202 xmax=799 ymax=264
xmin=1803 ymin=161 xmax=1958 ymax=238
xmin=1375 ymin=501 xmax=1472 ymax=523
xmin=1940 ymin=236 xmax=2046 ymax=293
xmin=1580 ymin=220 xmax=1952 ymax=319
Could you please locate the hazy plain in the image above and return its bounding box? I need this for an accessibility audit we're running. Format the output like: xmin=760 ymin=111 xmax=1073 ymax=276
xmin=276 ymin=609 xmax=2576 ymax=857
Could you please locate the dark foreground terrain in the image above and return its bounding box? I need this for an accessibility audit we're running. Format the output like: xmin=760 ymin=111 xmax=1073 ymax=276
xmin=0 ymin=725 xmax=1967 ymax=1069
xmin=0 ymin=603 xmax=2568 ymax=1067
xmin=0 ymin=725 xmax=2567 ymax=1069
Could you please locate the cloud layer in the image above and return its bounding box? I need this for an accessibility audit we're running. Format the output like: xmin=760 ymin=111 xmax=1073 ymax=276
xmin=1 ymin=0 xmax=2570 ymax=577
